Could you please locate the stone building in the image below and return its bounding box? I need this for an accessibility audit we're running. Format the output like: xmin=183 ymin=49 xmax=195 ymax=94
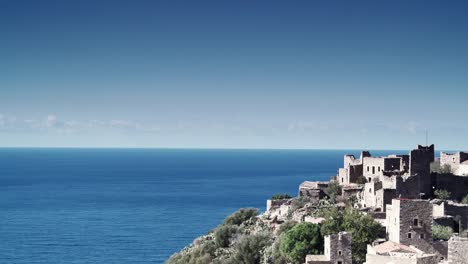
xmin=299 ymin=181 xmax=329 ymax=200
xmin=305 ymin=232 xmax=352 ymax=264
xmin=440 ymin=151 xmax=468 ymax=176
xmin=334 ymin=145 xmax=436 ymax=211
xmin=432 ymin=200 xmax=468 ymax=232
xmin=266 ymin=198 xmax=291 ymax=222
xmin=364 ymin=241 xmax=438 ymax=264
xmin=386 ymin=199 xmax=433 ymax=253
xmin=338 ymin=151 xmax=370 ymax=185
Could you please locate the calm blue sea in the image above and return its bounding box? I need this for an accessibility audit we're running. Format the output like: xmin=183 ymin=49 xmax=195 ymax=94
xmin=0 ymin=148 xmax=402 ymax=263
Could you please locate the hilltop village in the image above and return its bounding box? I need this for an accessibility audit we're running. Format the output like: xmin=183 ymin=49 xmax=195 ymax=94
xmin=167 ymin=145 xmax=468 ymax=264
xmin=268 ymin=145 xmax=468 ymax=264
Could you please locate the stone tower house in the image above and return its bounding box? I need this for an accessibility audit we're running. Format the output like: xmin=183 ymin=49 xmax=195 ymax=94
xmin=306 ymin=232 xmax=352 ymax=264
xmin=386 ymin=199 xmax=433 ymax=253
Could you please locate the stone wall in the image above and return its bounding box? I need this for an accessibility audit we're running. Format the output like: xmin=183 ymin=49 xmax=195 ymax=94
xmin=384 ymin=157 xmax=402 ymax=172
xmin=447 ymin=236 xmax=468 ymax=263
xmin=432 ymin=173 xmax=468 ymax=201
xmin=363 ymin=157 xmax=385 ymax=179
xmin=432 ymin=201 xmax=468 ymax=229
xmin=432 ymin=240 xmax=448 ymax=261
xmin=440 ymin=151 xmax=468 ymax=173
xmin=409 ymin=145 xmax=434 ymax=196
xmin=326 ymin=232 xmax=352 ymax=264
xmin=398 ymin=199 xmax=434 ymax=253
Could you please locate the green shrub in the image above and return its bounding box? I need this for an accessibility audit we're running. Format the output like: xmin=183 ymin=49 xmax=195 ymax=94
xmin=165 ymin=240 xmax=217 ymax=264
xmin=271 ymin=194 xmax=292 ymax=200
xmin=229 ymin=233 xmax=272 ymax=264
xmin=214 ymin=225 xmax=238 ymax=248
xmin=277 ymin=221 xmax=297 ymax=236
xmin=433 ymin=225 xmax=454 ymax=240
xmin=224 ymin=208 xmax=258 ymax=226
xmin=324 ymin=181 xmax=342 ymax=202
xmin=435 ymin=189 xmax=451 ymax=200
xmin=280 ymin=223 xmax=323 ymax=264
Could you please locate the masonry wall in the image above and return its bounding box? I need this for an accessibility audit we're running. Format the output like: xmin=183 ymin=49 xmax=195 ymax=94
xmin=384 ymin=157 xmax=402 ymax=172
xmin=455 ymin=164 xmax=468 ymax=176
xmin=448 ymin=236 xmax=468 ymax=264
xmin=440 ymin=152 xmax=461 ymax=171
xmin=398 ymin=199 xmax=434 ymax=253
xmin=327 ymin=232 xmax=352 ymax=264
xmin=440 ymin=202 xmax=468 ymax=229
xmin=363 ymin=157 xmax=385 ymax=179
xmin=432 ymin=173 xmax=468 ymax=201
xmin=409 ymin=145 xmax=434 ymax=196
xmin=432 ymin=240 xmax=448 ymax=262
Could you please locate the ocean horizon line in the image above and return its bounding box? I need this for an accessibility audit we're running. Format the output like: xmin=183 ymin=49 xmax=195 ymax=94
xmin=0 ymin=146 xmax=433 ymax=152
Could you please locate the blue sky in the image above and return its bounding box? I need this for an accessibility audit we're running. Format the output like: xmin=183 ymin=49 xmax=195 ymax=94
xmin=1 ymin=0 xmax=468 ymax=149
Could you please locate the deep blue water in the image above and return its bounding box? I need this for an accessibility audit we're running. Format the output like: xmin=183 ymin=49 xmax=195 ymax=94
xmin=0 ymin=148 xmax=402 ymax=263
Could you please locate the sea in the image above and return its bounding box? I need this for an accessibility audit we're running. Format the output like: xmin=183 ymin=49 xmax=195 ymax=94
xmin=0 ymin=148 xmax=404 ymax=264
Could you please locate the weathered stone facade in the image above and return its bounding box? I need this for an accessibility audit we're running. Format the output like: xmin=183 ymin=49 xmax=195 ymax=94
xmin=386 ymin=199 xmax=433 ymax=253
xmin=440 ymin=151 xmax=468 ymax=175
xmin=447 ymin=235 xmax=468 ymax=264
xmin=299 ymin=181 xmax=329 ymax=200
xmin=266 ymin=199 xmax=291 ymax=221
xmin=409 ymin=145 xmax=434 ymax=197
xmin=306 ymin=232 xmax=352 ymax=264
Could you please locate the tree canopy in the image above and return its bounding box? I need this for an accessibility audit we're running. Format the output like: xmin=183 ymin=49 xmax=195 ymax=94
xmin=280 ymin=223 xmax=323 ymax=264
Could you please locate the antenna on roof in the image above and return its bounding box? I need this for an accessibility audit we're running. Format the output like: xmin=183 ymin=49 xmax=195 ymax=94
xmin=425 ymin=129 xmax=428 ymax=146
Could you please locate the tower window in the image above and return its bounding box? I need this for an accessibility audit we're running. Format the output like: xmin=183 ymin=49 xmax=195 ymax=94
xmin=338 ymin=250 xmax=342 ymax=256
xmin=413 ymin=218 xmax=419 ymax=226
xmin=420 ymin=233 xmax=425 ymax=239
xmin=407 ymin=232 xmax=412 ymax=239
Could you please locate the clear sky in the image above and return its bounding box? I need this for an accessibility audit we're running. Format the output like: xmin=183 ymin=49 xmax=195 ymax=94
xmin=1 ymin=0 xmax=468 ymax=150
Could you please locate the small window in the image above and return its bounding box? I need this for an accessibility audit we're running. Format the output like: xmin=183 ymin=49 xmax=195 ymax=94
xmin=407 ymin=232 xmax=412 ymax=239
xmin=413 ymin=218 xmax=419 ymax=226
xmin=367 ymin=166 xmax=369 ymax=172
xmin=420 ymin=233 xmax=425 ymax=239
xmin=338 ymin=250 xmax=342 ymax=256
xmin=369 ymin=188 xmax=372 ymax=193
xmin=372 ymin=166 xmax=375 ymax=174
xmin=342 ymin=178 xmax=344 ymax=183
xmin=378 ymin=166 xmax=381 ymax=172
xmin=337 ymin=261 xmax=343 ymax=264
xmin=368 ymin=177 xmax=371 ymax=182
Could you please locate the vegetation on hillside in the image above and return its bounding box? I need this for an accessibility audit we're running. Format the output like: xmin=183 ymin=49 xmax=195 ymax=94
xmin=279 ymin=223 xmax=323 ymax=264
xmin=271 ymin=194 xmax=292 ymax=200
xmin=324 ymin=181 xmax=342 ymax=202
xmin=167 ymin=198 xmax=384 ymax=264
xmin=319 ymin=207 xmax=384 ymax=264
